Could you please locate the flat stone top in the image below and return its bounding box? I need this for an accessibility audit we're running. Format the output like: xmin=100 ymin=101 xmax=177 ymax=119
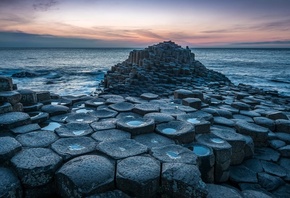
xmin=236 ymin=121 xmax=269 ymax=133
xmin=0 ymin=167 xmax=20 ymax=194
xmin=207 ymin=184 xmax=243 ymax=198
xmin=0 ymin=137 xmax=21 ymax=155
xmin=0 ymin=112 xmax=30 ymax=125
xmin=16 ymin=130 xmax=58 ymax=148
xmin=11 ymin=148 xmax=62 ymax=169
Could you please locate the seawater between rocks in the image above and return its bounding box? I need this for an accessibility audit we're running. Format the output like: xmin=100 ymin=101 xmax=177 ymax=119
xmin=0 ymin=48 xmax=289 ymax=96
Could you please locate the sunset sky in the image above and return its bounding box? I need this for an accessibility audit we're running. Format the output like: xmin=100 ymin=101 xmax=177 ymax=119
xmin=0 ymin=0 xmax=290 ymax=48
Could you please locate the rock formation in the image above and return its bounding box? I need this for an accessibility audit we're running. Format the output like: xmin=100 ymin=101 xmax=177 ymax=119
xmin=104 ymin=41 xmax=231 ymax=96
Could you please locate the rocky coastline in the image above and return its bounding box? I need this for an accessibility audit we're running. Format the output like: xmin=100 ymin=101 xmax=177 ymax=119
xmin=1 ymin=41 xmax=290 ymax=198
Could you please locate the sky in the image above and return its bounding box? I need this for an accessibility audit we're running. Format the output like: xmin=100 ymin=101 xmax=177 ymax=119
xmin=0 ymin=0 xmax=290 ymax=48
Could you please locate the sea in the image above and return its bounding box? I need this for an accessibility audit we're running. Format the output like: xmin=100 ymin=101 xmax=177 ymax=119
xmin=0 ymin=48 xmax=289 ymax=96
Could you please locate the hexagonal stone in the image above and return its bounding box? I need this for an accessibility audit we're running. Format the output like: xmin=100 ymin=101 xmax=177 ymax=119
xmin=90 ymin=120 xmax=116 ymax=131
xmin=29 ymin=111 xmax=49 ymax=123
xmin=233 ymin=114 xmax=254 ymax=122
xmin=56 ymin=155 xmax=115 ymax=197
xmin=276 ymin=132 xmax=290 ymax=144
xmin=10 ymin=123 xmax=41 ymax=134
xmin=155 ymin=121 xmax=194 ymax=144
xmin=11 ymin=148 xmax=62 ymax=187
xmin=177 ymin=114 xmax=210 ymax=134
xmin=116 ymin=117 xmax=155 ymax=135
xmin=65 ymin=112 xmax=98 ymax=123
xmin=275 ymin=119 xmax=290 ymax=133
xmin=254 ymin=147 xmax=280 ymax=162
xmin=144 ymin=112 xmax=174 ymax=124
xmin=0 ymin=102 xmax=12 ymax=114
xmin=108 ymin=102 xmax=134 ymax=112
xmin=0 ymin=112 xmax=31 ymax=129
xmin=231 ymin=101 xmax=250 ymax=110
xmin=87 ymin=190 xmax=130 ymax=198
xmin=161 ymin=163 xmax=208 ymax=198
xmin=17 ymin=89 xmax=38 ymax=105
xmin=242 ymin=190 xmax=272 ymax=198
xmin=278 ymin=145 xmax=290 ymax=157
xmin=116 ymin=112 xmax=142 ymax=120
xmin=214 ymin=116 xmax=235 ymax=127
xmin=97 ymin=139 xmax=148 ymax=160
xmin=41 ymin=104 xmax=70 ymax=116
xmin=0 ymin=136 xmax=22 ymax=163
xmin=229 ymin=165 xmax=258 ymax=183
xmin=182 ymin=97 xmax=202 ymax=110
xmin=133 ymin=103 xmax=160 ymax=115
xmin=207 ymin=184 xmax=243 ymax=198
xmin=160 ymin=108 xmax=186 ymax=117
xmin=55 ymin=123 xmax=94 ymax=137
xmin=91 ymin=129 xmax=131 ymax=143
xmin=140 ymin=93 xmax=159 ymax=100
xmin=174 ymin=89 xmax=194 ymax=99
xmin=0 ymin=76 xmax=13 ymax=91
xmin=196 ymin=134 xmax=232 ymax=182
xmin=0 ymin=167 xmax=22 ymax=197
xmin=235 ymin=121 xmax=268 ymax=147
xmin=105 ymin=96 xmax=125 ymax=104
xmin=150 ymin=144 xmax=197 ymax=165
xmin=253 ymin=117 xmax=275 ymax=131
xmin=269 ymin=139 xmax=286 ymax=149
xmin=85 ymin=98 xmax=105 ymax=108
xmin=261 ymin=160 xmax=287 ymax=177
xmin=89 ymin=109 xmax=118 ymax=119
xmin=51 ymin=137 xmax=97 ymax=161
xmin=243 ymin=158 xmax=263 ymax=173
xmin=116 ymin=156 xmax=160 ymax=197
xmin=133 ymin=133 xmax=175 ymax=149
xmin=0 ymin=91 xmax=21 ymax=105
xmin=16 ymin=130 xmax=58 ymax=148
xmin=266 ymin=111 xmax=288 ymax=120
xmin=258 ymin=172 xmax=285 ymax=191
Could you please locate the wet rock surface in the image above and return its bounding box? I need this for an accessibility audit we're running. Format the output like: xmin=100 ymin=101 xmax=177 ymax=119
xmin=1 ymin=41 xmax=290 ymax=197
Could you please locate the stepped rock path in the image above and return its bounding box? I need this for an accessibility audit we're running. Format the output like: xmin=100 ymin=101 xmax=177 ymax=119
xmin=0 ymin=41 xmax=290 ymax=197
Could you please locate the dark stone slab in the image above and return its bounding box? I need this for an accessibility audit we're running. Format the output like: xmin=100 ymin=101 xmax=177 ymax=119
xmin=229 ymin=165 xmax=258 ymax=183
xmin=17 ymin=89 xmax=38 ymax=105
xmin=140 ymin=92 xmax=159 ymax=100
xmin=0 ymin=76 xmax=13 ymax=91
xmin=65 ymin=112 xmax=98 ymax=123
xmin=275 ymin=119 xmax=290 ymax=133
xmin=11 ymin=148 xmax=62 ymax=187
xmin=231 ymin=101 xmax=250 ymax=110
xmin=144 ymin=112 xmax=174 ymax=124
xmin=278 ymin=145 xmax=290 ymax=157
xmin=156 ymin=121 xmax=194 ymax=144
xmin=116 ymin=117 xmax=155 ymax=135
xmin=235 ymin=121 xmax=268 ymax=147
xmin=177 ymin=114 xmax=211 ymax=134
xmin=0 ymin=102 xmax=12 ymax=114
xmin=269 ymin=139 xmax=286 ymax=149
xmin=257 ymin=172 xmax=285 ymax=191
xmin=0 ymin=167 xmax=22 ymax=197
xmin=161 ymin=163 xmax=208 ymax=198
xmin=89 ymin=109 xmax=118 ymax=119
xmin=87 ymin=190 xmax=130 ymax=198
xmin=0 ymin=136 xmax=22 ymax=163
xmin=56 ymin=155 xmax=115 ymax=197
xmin=41 ymin=104 xmax=70 ymax=116
xmin=0 ymin=91 xmax=21 ymax=105
xmin=90 ymin=120 xmax=116 ymax=131
xmin=91 ymin=129 xmax=131 ymax=143
xmin=261 ymin=160 xmax=287 ymax=177
xmin=133 ymin=133 xmax=175 ymax=149
xmin=276 ymin=132 xmax=290 ymax=143
xmin=29 ymin=111 xmax=49 ymax=123
xmin=116 ymin=112 xmax=142 ymax=120
xmin=253 ymin=117 xmax=275 ymax=131
xmin=272 ymin=184 xmax=290 ymax=198
xmin=254 ymin=147 xmax=280 ymax=162
xmin=174 ymin=89 xmax=194 ymax=99
xmin=150 ymin=144 xmax=197 ymax=164
xmin=214 ymin=116 xmax=235 ymax=127
xmin=16 ymin=130 xmax=58 ymax=148
xmin=243 ymin=158 xmax=263 ymax=173
xmin=160 ymin=108 xmax=186 ymax=117
xmin=182 ymin=97 xmax=202 ymax=109
xmin=239 ymin=183 xmax=273 ymax=196
xmin=23 ymin=103 xmax=43 ymax=112
xmin=116 ymin=156 xmax=160 ymax=198
xmin=125 ymin=96 xmax=147 ymax=104
xmin=55 ymin=122 xmax=94 ymax=137
xmin=266 ymin=111 xmax=288 ymax=120
xmin=0 ymin=112 xmax=31 ymax=129
xmin=233 ymin=114 xmax=254 ymax=123
xmin=85 ymin=98 xmax=105 ymax=108
xmin=242 ymin=190 xmax=272 ymax=198
xmin=109 ymin=102 xmax=134 ymax=112
xmin=51 ymin=137 xmax=97 ymax=161
xmin=97 ymin=139 xmax=148 ymax=160
xmin=207 ymin=184 xmax=243 ymax=198
xmin=10 ymin=123 xmax=40 ymax=134
xmin=133 ymin=102 xmax=160 ymax=115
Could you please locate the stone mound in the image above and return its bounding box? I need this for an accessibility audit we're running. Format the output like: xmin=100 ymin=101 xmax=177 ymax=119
xmin=104 ymin=41 xmax=231 ymax=96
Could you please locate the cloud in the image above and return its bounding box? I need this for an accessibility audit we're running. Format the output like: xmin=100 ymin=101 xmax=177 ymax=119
xmin=33 ymin=0 xmax=58 ymax=11
xmin=232 ymin=40 xmax=290 ymax=46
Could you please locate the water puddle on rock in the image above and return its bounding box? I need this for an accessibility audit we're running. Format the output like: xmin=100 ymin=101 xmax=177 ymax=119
xmin=166 ymin=151 xmax=181 ymax=159
xmin=126 ymin=120 xmax=144 ymax=126
xmin=72 ymin=130 xmax=86 ymax=135
xmin=68 ymin=144 xmax=85 ymax=151
xmin=193 ymin=145 xmax=210 ymax=156
xmin=41 ymin=122 xmax=61 ymax=131
xmin=76 ymin=109 xmax=94 ymax=114
xmin=187 ymin=118 xmax=200 ymax=124
xmin=151 ymin=139 xmax=159 ymax=143
xmin=76 ymin=119 xmax=84 ymax=122
xmin=210 ymin=138 xmax=225 ymax=144
xmin=119 ymin=147 xmax=126 ymax=151
xmin=93 ymin=102 xmax=104 ymax=105
xmin=162 ymin=128 xmax=177 ymax=134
